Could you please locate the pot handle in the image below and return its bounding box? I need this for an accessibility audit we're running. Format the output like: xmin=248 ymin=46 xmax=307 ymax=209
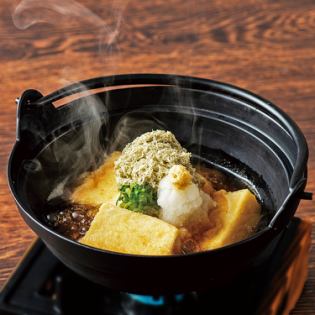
xmin=32 ymin=74 xmax=182 ymax=106
xmin=288 ymin=132 xmax=309 ymax=189
xmin=269 ymin=178 xmax=311 ymax=231
xmin=16 ymin=89 xmax=56 ymax=143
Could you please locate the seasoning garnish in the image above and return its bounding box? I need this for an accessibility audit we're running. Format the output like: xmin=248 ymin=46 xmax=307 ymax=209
xmin=116 ymin=183 xmax=160 ymax=216
xmin=114 ymin=130 xmax=198 ymax=189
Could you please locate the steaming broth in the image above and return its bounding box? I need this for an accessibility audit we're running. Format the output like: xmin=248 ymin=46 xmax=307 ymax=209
xmin=43 ymin=130 xmax=263 ymax=255
xmin=46 ymin=204 xmax=98 ymax=240
xmin=45 ymin=155 xmax=259 ymax=254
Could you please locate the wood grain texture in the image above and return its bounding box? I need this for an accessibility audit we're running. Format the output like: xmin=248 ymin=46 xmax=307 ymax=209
xmin=0 ymin=0 xmax=314 ymax=313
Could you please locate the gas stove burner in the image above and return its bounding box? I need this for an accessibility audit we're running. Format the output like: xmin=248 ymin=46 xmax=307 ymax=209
xmin=0 ymin=218 xmax=305 ymax=315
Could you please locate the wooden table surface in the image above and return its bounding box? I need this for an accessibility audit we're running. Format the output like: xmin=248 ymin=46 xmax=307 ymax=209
xmin=0 ymin=0 xmax=314 ymax=313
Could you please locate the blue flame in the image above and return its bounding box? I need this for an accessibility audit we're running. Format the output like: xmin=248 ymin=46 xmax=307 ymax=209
xmin=128 ymin=294 xmax=184 ymax=306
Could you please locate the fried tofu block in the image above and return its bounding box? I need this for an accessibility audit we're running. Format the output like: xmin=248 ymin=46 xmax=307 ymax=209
xmin=80 ymin=203 xmax=179 ymax=255
xmin=71 ymin=151 xmax=121 ymax=206
xmin=200 ymin=189 xmax=261 ymax=250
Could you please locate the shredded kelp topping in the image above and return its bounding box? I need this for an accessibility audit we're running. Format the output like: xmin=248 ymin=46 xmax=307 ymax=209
xmin=114 ymin=130 xmax=199 ymax=189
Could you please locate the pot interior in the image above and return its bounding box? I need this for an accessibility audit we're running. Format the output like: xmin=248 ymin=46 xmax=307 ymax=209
xmin=13 ymin=84 xmax=295 ymax=232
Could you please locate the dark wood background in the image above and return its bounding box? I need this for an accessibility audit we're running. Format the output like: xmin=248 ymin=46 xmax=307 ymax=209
xmin=0 ymin=0 xmax=314 ymax=313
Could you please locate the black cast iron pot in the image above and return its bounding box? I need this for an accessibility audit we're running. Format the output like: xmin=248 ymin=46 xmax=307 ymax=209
xmin=8 ymin=74 xmax=310 ymax=294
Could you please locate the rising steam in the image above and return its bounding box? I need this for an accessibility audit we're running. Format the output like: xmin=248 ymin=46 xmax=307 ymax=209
xmin=12 ymin=0 xmax=106 ymax=29
xmin=13 ymin=0 xmax=129 ymax=203
xmin=12 ymin=0 xmax=128 ymax=60
xmin=25 ymin=86 xmax=108 ymax=204
xmin=13 ymin=1 xmax=202 ymax=208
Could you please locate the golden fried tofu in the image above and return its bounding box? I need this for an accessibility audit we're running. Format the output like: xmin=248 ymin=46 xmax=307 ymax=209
xmin=71 ymin=151 xmax=121 ymax=206
xmin=200 ymin=189 xmax=261 ymax=250
xmin=80 ymin=203 xmax=179 ymax=255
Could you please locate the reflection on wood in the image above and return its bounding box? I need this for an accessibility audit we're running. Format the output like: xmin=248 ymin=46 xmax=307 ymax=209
xmin=258 ymin=219 xmax=312 ymax=315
